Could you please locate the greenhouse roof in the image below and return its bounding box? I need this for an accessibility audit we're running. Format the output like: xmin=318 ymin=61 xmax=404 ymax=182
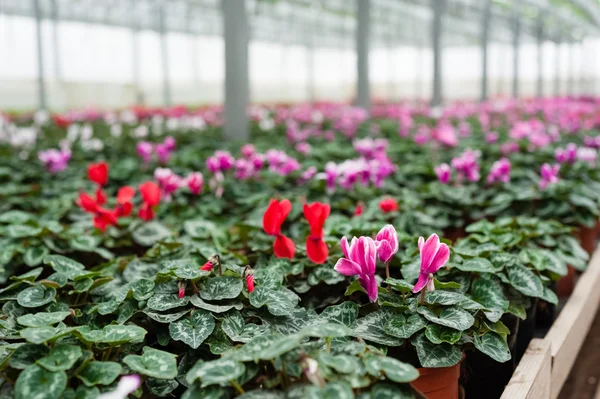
xmin=0 ymin=0 xmax=595 ymax=49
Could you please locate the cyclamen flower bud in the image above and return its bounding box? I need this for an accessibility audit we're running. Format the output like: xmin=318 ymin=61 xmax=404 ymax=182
xmin=178 ymin=281 xmax=186 ymax=299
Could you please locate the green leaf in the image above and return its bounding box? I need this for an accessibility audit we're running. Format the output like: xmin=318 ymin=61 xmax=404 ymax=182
xmin=175 ymin=264 xmax=209 ymax=280
xmin=507 ymin=264 xmax=544 ymax=298
xmin=147 ymin=293 xmax=190 ymax=311
xmin=352 ymin=310 xmax=404 ymax=346
xmin=123 ymin=347 xmax=177 ymax=379
xmin=77 ymin=361 xmax=122 ymax=387
xmin=147 ymin=378 xmax=179 ymax=396
xmin=43 ymin=255 xmax=86 ymax=280
xmin=318 ymin=352 xmax=361 ymax=374
xmin=186 ymin=358 xmax=245 ymax=387
xmin=455 ymin=258 xmax=499 ymax=273
xmin=425 ymin=290 xmax=484 ymax=310
xmin=539 ymin=286 xmax=559 ymax=305
xmin=411 ymin=333 xmax=462 ymax=368
xmin=470 ymin=277 xmax=509 ymax=312
xmin=425 ymin=325 xmax=462 ymax=344
xmin=384 ymin=314 xmax=427 ymax=339
xmin=183 ymin=219 xmax=217 ymax=238
xmin=143 ymin=309 xmax=189 ymax=323
xmin=0 ymin=210 xmax=35 ymax=224
xmin=37 ymin=344 xmax=82 ymax=372
xmin=418 ymin=307 xmax=474 ymax=331
xmin=17 ymin=286 xmax=57 ymax=308
xmin=232 ymin=334 xmax=301 ymax=362
xmin=24 ymin=247 xmax=50 ymax=267
xmin=363 ymin=355 xmax=419 ymax=383
xmin=100 ymin=325 xmax=147 ymax=345
xmin=200 ymin=276 xmax=243 ymax=301
xmin=249 ymin=286 xmax=298 ymax=316
xmin=190 ymin=295 xmax=242 ymax=313
xmin=69 ymin=236 xmax=100 ymax=252
xmin=130 ymin=278 xmax=155 ymax=301
xmin=5 ymin=225 xmax=43 ymax=238
xmin=221 ymin=311 xmax=269 ymax=343
xmin=14 ymin=364 xmax=67 ymax=399
xmin=473 ymin=332 xmax=511 ymax=363
xmin=319 ymin=302 xmax=359 ymax=327
xmin=301 ymin=323 xmax=353 ymax=338
xmin=9 ymin=344 xmax=50 ymax=369
xmin=169 ymin=310 xmax=215 ymax=349
xmin=344 ymin=278 xmax=365 ymax=296
xmin=321 ymin=381 xmax=354 ymax=399
xmin=20 ymin=326 xmax=77 ymax=344
xmin=132 ymin=221 xmax=172 ymax=246
xmin=385 ymin=278 xmax=414 ymax=293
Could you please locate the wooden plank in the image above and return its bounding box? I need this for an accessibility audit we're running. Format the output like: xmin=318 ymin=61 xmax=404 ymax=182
xmin=500 ymin=339 xmax=551 ymax=399
xmin=546 ymin=245 xmax=600 ymax=399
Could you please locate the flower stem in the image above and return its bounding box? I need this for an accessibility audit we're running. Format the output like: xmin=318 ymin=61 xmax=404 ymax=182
xmin=420 ymin=289 xmax=426 ymax=305
xmin=230 ymin=380 xmax=245 ymax=395
xmin=326 ymin=337 xmax=331 ymax=353
xmin=385 ymin=261 xmax=390 ymax=279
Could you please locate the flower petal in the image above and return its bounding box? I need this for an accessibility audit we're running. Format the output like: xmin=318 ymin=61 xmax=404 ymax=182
xmin=334 ymin=258 xmax=362 ymax=276
xmin=420 ymin=234 xmax=440 ymax=272
xmin=412 ymin=273 xmax=429 ymax=293
xmin=359 ymin=274 xmax=379 ymax=302
xmin=306 ymin=237 xmax=329 ymax=264
xmin=424 ymin=241 xmax=450 ymax=273
xmin=273 ymin=234 xmax=295 ymax=259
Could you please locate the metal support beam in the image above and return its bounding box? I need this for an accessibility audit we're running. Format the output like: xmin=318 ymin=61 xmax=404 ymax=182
xmin=222 ymin=0 xmax=249 ymax=140
xmin=50 ymin=0 xmax=61 ymax=83
xmin=431 ymin=0 xmax=445 ymax=107
xmin=32 ymin=0 xmax=46 ymax=110
xmin=512 ymin=13 xmax=520 ymax=98
xmin=568 ymin=41 xmax=574 ymax=96
xmin=356 ymin=0 xmax=370 ymax=110
xmin=480 ymin=0 xmax=491 ymax=101
xmin=158 ymin=2 xmax=171 ymax=106
xmin=536 ymin=20 xmax=544 ymax=98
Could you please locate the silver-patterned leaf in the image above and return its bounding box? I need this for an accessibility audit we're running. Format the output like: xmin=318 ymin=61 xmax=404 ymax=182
xmin=301 ymin=323 xmax=353 ymax=338
xmin=17 ymin=311 xmax=70 ymax=327
xmin=169 ymin=310 xmax=215 ymax=349
xmin=17 ymin=286 xmax=56 ymax=308
xmin=43 ymin=255 xmax=86 ymax=280
xmin=249 ymin=287 xmax=298 ymax=316
xmin=14 ymin=364 xmax=67 ymax=399
xmin=473 ymin=332 xmax=511 ymax=363
xmin=77 ymin=361 xmax=122 ymax=386
xmin=143 ymin=309 xmax=189 ymax=323
xmin=411 ymin=333 xmax=462 ymax=368
xmin=455 ymin=258 xmax=500 ymax=273
xmin=424 ymin=325 xmax=462 ymax=344
xmin=132 ymin=221 xmax=172 ymax=246
xmin=190 ymin=295 xmax=242 ymax=313
xmin=352 ymin=310 xmax=404 ymax=346
xmin=232 ymin=334 xmax=301 ymax=362
xmin=363 ymin=355 xmax=419 ymax=383
xmin=37 ymin=344 xmax=82 ymax=372
xmin=418 ymin=307 xmax=474 ymax=331
xmin=319 ymin=302 xmax=359 ymax=327
xmin=23 ymin=247 xmax=49 ymax=267
xmin=147 ymin=293 xmax=190 ymax=311
xmin=186 ymin=358 xmax=245 ymax=387
xmin=506 ymin=264 xmax=544 ymax=298
xmin=123 ymin=347 xmax=177 ymax=379
xmin=199 ymin=276 xmax=243 ymax=301
xmin=384 ymin=314 xmax=427 ymax=339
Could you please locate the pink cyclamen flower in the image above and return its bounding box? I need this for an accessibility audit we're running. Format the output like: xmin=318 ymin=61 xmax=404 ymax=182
xmin=295 ymin=142 xmax=312 ymax=156
xmin=241 ymin=144 xmax=256 ymax=158
xmin=413 ymin=234 xmax=450 ymax=293
xmin=434 ymin=163 xmax=451 ymax=184
xmin=38 ymin=148 xmax=71 ymax=173
xmin=555 ymin=143 xmax=577 ymax=164
xmin=155 ymin=143 xmax=172 ymax=164
xmin=136 ymin=141 xmax=154 ymax=164
xmin=334 ymin=236 xmax=378 ymax=302
xmin=375 ymin=225 xmax=399 ymax=263
xmin=577 ymin=147 xmax=597 ymax=165
xmin=539 ymin=163 xmax=560 ymax=190
xmin=163 ymin=136 xmax=176 ymax=151
xmin=485 ymin=131 xmax=499 ymax=144
xmin=487 ymin=158 xmax=511 ymax=184
xmin=154 ymin=167 xmax=183 ymax=200
xmin=186 ymin=172 xmax=204 ymax=195
xmin=97 ymin=375 xmax=141 ymax=399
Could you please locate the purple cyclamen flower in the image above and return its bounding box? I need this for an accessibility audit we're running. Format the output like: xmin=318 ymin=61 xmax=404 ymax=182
xmin=576 ymin=147 xmax=597 ymax=166
xmin=234 ymin=158 xmax=255 ymax=180
xmin=375 ymin=225 xmax=399 ymax=263
xmin=487 ymin=158 xmax=511 ymax=184
xmin=215 ymin=151 xmax=235 ymax=171
xmin=334 ymin=236 xmax=378 ymax=302
xmin=322 ymin=162 xmax=337 ymax=193
xmin=155 ymin=143 xmax=172 ymax=164
xmin=297 ymin=166 xmax=317 ymax=185
xmin=539 ymin=163 xmax=560 ymax=190
xmin=555 ymin=143 xmax=577 ymax=164
xmin=163 ymin=136 xmax=176 ymax=151
xmin=434 ymin=163 xmax=451 ymax=184
xmin=206 ymin=156 xmax=220 ymax=173
xmin=413 ymin=234 xmax=450 ymax=293
xmin=136 ymin=141 xmax=154 ymax=164
xmin=241 ymin=144 xmax=255 ymax=158
xmin=38 ymin=148 xmax=71 ymax=173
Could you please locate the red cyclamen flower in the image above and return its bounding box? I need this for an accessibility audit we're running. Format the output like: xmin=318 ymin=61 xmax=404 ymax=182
xmin=262 ymin=199 xmax=295 ymax=259
xmin=138 ymin=181 xmax=161 ymax=221
xmin=77 ymin=192 xmax=117 ymax=232
xmin=88 ymin=162 xmax=109 ymax=186
xmin=379 ymin=198 xmax=398 ymax=213
xmin=245 ymin=274 xmax=255 ymax=293
xmin=200 ymin=261 xmax=214 ymax=271
xmin=303 ymin=202 xmax=330 ymax=264
xmin=354 ymin=202 xmax=364 ymax=216
xmin=115 ymin=186 xmax=135 ymax=217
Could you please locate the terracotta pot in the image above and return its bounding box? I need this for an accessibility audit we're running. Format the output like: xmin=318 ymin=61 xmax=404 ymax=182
xmin=411 ymin=362 xmax=461 ymax=399
xmin=577 ymin=226 xmax=597 ymax=256
xmin=556 ymin=265 xmax=576 ymax=298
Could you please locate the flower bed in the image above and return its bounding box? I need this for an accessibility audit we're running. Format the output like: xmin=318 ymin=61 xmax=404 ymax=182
xmin=0 ymin=99 xmax=599 ymax=398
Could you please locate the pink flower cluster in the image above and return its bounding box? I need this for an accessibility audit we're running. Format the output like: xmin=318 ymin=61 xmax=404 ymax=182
xmin=539 ymin=163 xmax=560 ymax=190
xmin=265 ymin=149 xmax=301 ymax=176
xmin=136 ymin=136 xmax=176 ymax=164
xmin=451 ymin=149 xmax=481 ymax=183
xmin=206 ymin=150 xmax=235 ymax=173
xmin=353 ymin=138 xmax=388 ymax=159
xmin=153 ymin=167 xmax=204 ymax=200
xmin=321 ymin=157 xmax=395 ymax=192
xmin=487 ymin=158 xmax=511 ymax=185
xmin=38 ymin=147 xmax=72 ymax=173
xmin=555 ymin=143 xmax=577 ymax=164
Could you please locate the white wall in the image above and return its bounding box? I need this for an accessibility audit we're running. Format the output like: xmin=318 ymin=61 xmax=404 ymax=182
xmin=0 ymin=13 xmax=598 ymax=110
